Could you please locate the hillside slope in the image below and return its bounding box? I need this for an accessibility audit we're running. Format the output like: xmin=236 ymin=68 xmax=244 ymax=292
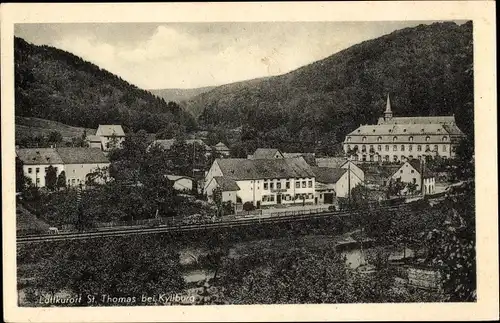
xmin=15 ymin=37 xmax=197 ymax=134
xmin=15 ymin=116 xmax=95 ymax=142
xmin=187 ymin=22 xmax=474 ymax=144
xmin=149 ymin=86 xmax=215 ymax=104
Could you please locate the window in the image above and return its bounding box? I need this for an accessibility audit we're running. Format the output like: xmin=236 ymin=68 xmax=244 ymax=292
xmin=425 ymin=145 xmax=430 ymax=151
xmin=409 ymin=136 xmax=414 ymax=142
xmin=411 ymin=169 xmax=415 ymax=174
xmin=362 ymin=155 xmax=367 ymax=162
xmin=409 ymin=145 xmax=413 ymax=151
xmin=442 ymin=136 xmax=448 ymax=142
xmin=347 ymin=137 xmax=351 ymax=142
xmin=54 ymin=167 xmax=58 ymax=173
xmin=36 ymin=178 xmax=40 ymax=184
xmin=393 ymin=145 xmax=397 ymax=151
xmin=28 ymin=168 xmax=32 ymax=174
xmin=443 ymin=145 xmax=447 ymax=152
xmin=377 ymin=136 xmax=382 ymax=142
xmin=286 ymin=181 xmax=290 ymax=189
xmin=401 ymin=145 xmax=405 ymax=151
xmin=277 ymin=182 xmax=281 ymax=189
xmin=320 ymin=194 xmax=323 ymax=198
xmin=426 ymin=136 xmax=430 ymax=142
xmin=347 ymin=145 xmax=351 ymax=151
xmin=295 ymin=181 xmax=300 ymax=188
xmin=308 ymin=181 xmax=312 ymax=188
xmin=393 ymin=155 xmax=398 ymax=162
xmin=434 ymin=145 xmax=438 ymax=151
xmin=383 ymin=180 xmax=387 ymax=186
xmin=417 ymin=145 xmax=422 ymax=151
xmin=393 ymin=136 xmax=398 ymax=142
xmin=264 ymin=182 xmax=268 ymax=190
xmin=400 ymin=169 xmax=403 ymax=173
xmin=369 ymin=155 xmax=374 ymax=162
xmin=302 ymin=181 xmax=306 ymax=188
xmin=269 ymin=195 xmax=275 ymax=202
xmin=71 ymin=179 xmax=76 ymax=184
xmin=385 ymin=145 xmax=389 ymax=151
xmin=362 ymin=136 xmax=366 ymax=142
xmin=262 ymin=196 xmax=268 ymax=202
xmin=362 ymin=145 xmax=366 ymax=152
xmin=270 ymin=182 xmax=274 ymax=190
xmin=412 ymin=178 xmax=416 ymax=184
xmin=36 ymin=167 xmax=40 ymax=173
xmin=384 ymin=155 xmax=389 ymax=162
xmin=409 ymin=155 xmax=413 ymax=159
xmin=45 ymin=167 xmax=48 ymax=172
xmin=403 ymin=128 xmax=407 ymax=133
xmin=377 ymin=145 xmax=382 ymax=151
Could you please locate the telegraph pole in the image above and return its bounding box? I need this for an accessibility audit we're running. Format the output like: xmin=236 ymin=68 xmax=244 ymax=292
xmin=347 ymin=161 xmax=351 ymax=207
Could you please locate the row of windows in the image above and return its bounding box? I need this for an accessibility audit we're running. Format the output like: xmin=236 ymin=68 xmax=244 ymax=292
xmin=348 ymin=135 xmax=448 ymax=142
xmin=356 ymin=154 xmax=447 ymax=162
xmin=261 ymin=193 xmax=314 ymax=202
xmin=349 ymin=144 xmax=448 ymax=153
xmin=27 ymin=167 xmax=59 ymax=174
xmin=263 ymin=180 xmax=313 ymax=190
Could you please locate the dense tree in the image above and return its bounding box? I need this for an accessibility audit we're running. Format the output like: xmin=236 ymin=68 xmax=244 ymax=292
xmin=56 ymin=171 xmax=66 ymax=189
xmin=44 ymin=166 xmax=57 ymax=191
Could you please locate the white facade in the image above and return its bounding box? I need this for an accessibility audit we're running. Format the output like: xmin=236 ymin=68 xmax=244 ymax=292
xmin=334 ymin=170 xmax=363 ymax=198
xmin=24 ymin=163 xmax=64 ymax=188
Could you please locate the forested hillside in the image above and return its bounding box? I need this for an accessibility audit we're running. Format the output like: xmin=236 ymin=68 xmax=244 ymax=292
xmin=188 ymin=22 xmax=474 ymax=154
xmin=15 ymin=37 xmax=197 ymax=134
xmin=149 ymin=86 xmax=215 ymax=104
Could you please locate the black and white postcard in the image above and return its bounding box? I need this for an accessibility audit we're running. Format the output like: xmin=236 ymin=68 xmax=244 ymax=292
xmin=1 ymin=2 xmax=498 ymax=322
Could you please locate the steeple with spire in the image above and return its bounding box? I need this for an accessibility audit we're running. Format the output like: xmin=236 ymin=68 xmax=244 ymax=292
xmin=384 ymin=94 xmax=393 ymax=121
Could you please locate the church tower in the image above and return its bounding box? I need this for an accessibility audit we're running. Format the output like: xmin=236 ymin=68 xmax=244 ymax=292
xmin=384 ymin=94 xmax=393 ymax=121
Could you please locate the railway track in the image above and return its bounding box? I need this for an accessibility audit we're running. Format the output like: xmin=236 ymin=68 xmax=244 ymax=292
xmin=17 ymin=204 xmax=409 ymax=244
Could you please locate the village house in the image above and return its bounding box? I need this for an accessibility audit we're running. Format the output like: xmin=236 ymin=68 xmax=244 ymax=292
xmin=283 ymin=152 xmax=317 ymax=166
xmin=165 ymin=175 xmax=194 ymax=193
xmin=88 ymin=124 xmax=126 ymax=152
xmin=312 ymin=166 xmax=363 ymax=201
xmin=343 ymin=95 xmax=465 ymax=163
xmin=315 ymin=157 xmax=365 ymax=182
xmin=213 ymin=142 xmax=231 ymax=157
xmin=16 ymin=147 xmax=110 ymax=188
xmin=204 ymin=157 xmax=316 ymax=207
xmin=16 ymin=148 xmax=65 ymax=188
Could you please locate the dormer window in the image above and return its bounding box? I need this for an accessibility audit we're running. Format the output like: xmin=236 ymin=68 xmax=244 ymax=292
xmin=393 ymin=136 xmax=398 ymax=142
xmin=362 ymin=136 xmax=367 ymax=142
xmin=389 ymin=129 xmax=392 ymax=133
xmin=372 ymin=129 xmax=376 ymax=133
xmin=426 ymin=136 xmax=430 ymax=142
xmin=357 ymin=129 xmax=361 ymax=133
xmin=377 ymin=136 xmax=382 ymax=142
xmin=421 ymin=128 xmax=424 ymax=133
xmin=403 ymin=129 xmax=407 ymax=132
xmin=409 ymin=136 xmax=414 ymax=142
xmin=347 ymin=136 xmax=351 ymax=142
xmin=442 ymin=136 xmax=448 ymax=142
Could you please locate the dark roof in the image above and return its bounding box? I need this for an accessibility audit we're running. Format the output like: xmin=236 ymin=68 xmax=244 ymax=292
xmin=214 ymin=176 xmax=240 ymax=191
xmin=56 ymin=148 xmax=109 ymax=164
xmin=96 ymin=125 xmax=125 ymax=136
xmin=442 ymin=124 xmax=464 ymax=135
xmin=283 ymin=153 xmax=316 ymax=166
xmin=378 ymin=116 xmax=457 ymax=125
xmin=407 ymin=159 xmax=434 ymax=178
xmin=360 ymin=164 xmax=401 ymax=182
xmin=214 ymin=142 xmax=230 ymax=151
xmin=16 ymin=148 xmax=63 ymax=165
xmin=316 ymin=157 xmax=348 ymax=168
xmin=251 ymin=148 xmax=283 ymax=159
xmin=311 ymin=167 xmax=347 ymax=184
xmin=217 ymin=157 xmax=314 ymax=180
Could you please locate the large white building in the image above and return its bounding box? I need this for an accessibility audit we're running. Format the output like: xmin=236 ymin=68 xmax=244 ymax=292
xmin=204 ymin=157 xmax=316 ymax=207
xmin=16 ymin=147 xmax=110 ymax=188
xmin=343 ymin=95 xmax=465 ymax=163
xmin=87 ymin=125 xmax=126 ymax=152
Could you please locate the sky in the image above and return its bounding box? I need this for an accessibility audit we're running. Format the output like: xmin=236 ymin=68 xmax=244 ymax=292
xmin=15 ymin=21 xmax=461 ymax=90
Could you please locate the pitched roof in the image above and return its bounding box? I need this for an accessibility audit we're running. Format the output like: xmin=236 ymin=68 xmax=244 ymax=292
xmin=150 ymin=139 xmax=210 ymax=151
xmin=283 ymin=153 xmax=316 ymax=166
xmin=315 ymin=157 xmax=348 ymax=168
xmin=166 ymin=175 xmax=193 ymax=182
xmin=311 ymin=167 xmax=347 ymax=184
xmin=16 ymin=148 xmax=63 ymax=165
xmin=56 ymin=148 xmax=109 ymax=164
xmin=360 ymin=164 xmax=401 ymax=181
xmin=217 ymin=157 xmax=314 ymax=180
xmin=214 ymin=142 xmax=230 ymax=150
xmin=407 ymin=159 xmax=434 ymax=178
xmin=214 ymin=176 xmax=240 ymax=191
xmin=251 ymin=148 xmax=283 ymax=159
xmin=377 ymin=116 xmax=457 ymax=125
xmin=96 ymin=125 xmax=125 ymax=136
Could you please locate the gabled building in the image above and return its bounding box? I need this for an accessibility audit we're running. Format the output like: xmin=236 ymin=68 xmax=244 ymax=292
xmin=312 ymin=166 xmax=363 ymax=201
xmin=91 ymin=125 xmax=126 ymax=152
xmin=204 ymin=157 xmax=316 ymax=207
xmin=16 ymin=147 xmax=110 ymax=188
xmin=213 ymin=142 xmax=231 ymax=157
xmin=166 ymin=175 xmax=194 ymax=193
xmin=343 ymin=95 xmax=465 ymax=162
xmin=315 ymin=157 xmax=365 ymax=182
xmin=391 ymin=160 xmax=435 ymax=195
xmin=283 ymin=152 xmax=316 ymax=166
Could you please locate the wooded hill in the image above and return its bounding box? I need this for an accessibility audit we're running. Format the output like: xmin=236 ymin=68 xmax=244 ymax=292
xmin=15 ymin=37 xmax=197 ymax=134
xmin=187 ymin=22 xmax=474 ymax=148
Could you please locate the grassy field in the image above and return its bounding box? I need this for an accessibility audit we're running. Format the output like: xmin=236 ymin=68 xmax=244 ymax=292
xmin=15 ymin=116 xmax=96 ymax=141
